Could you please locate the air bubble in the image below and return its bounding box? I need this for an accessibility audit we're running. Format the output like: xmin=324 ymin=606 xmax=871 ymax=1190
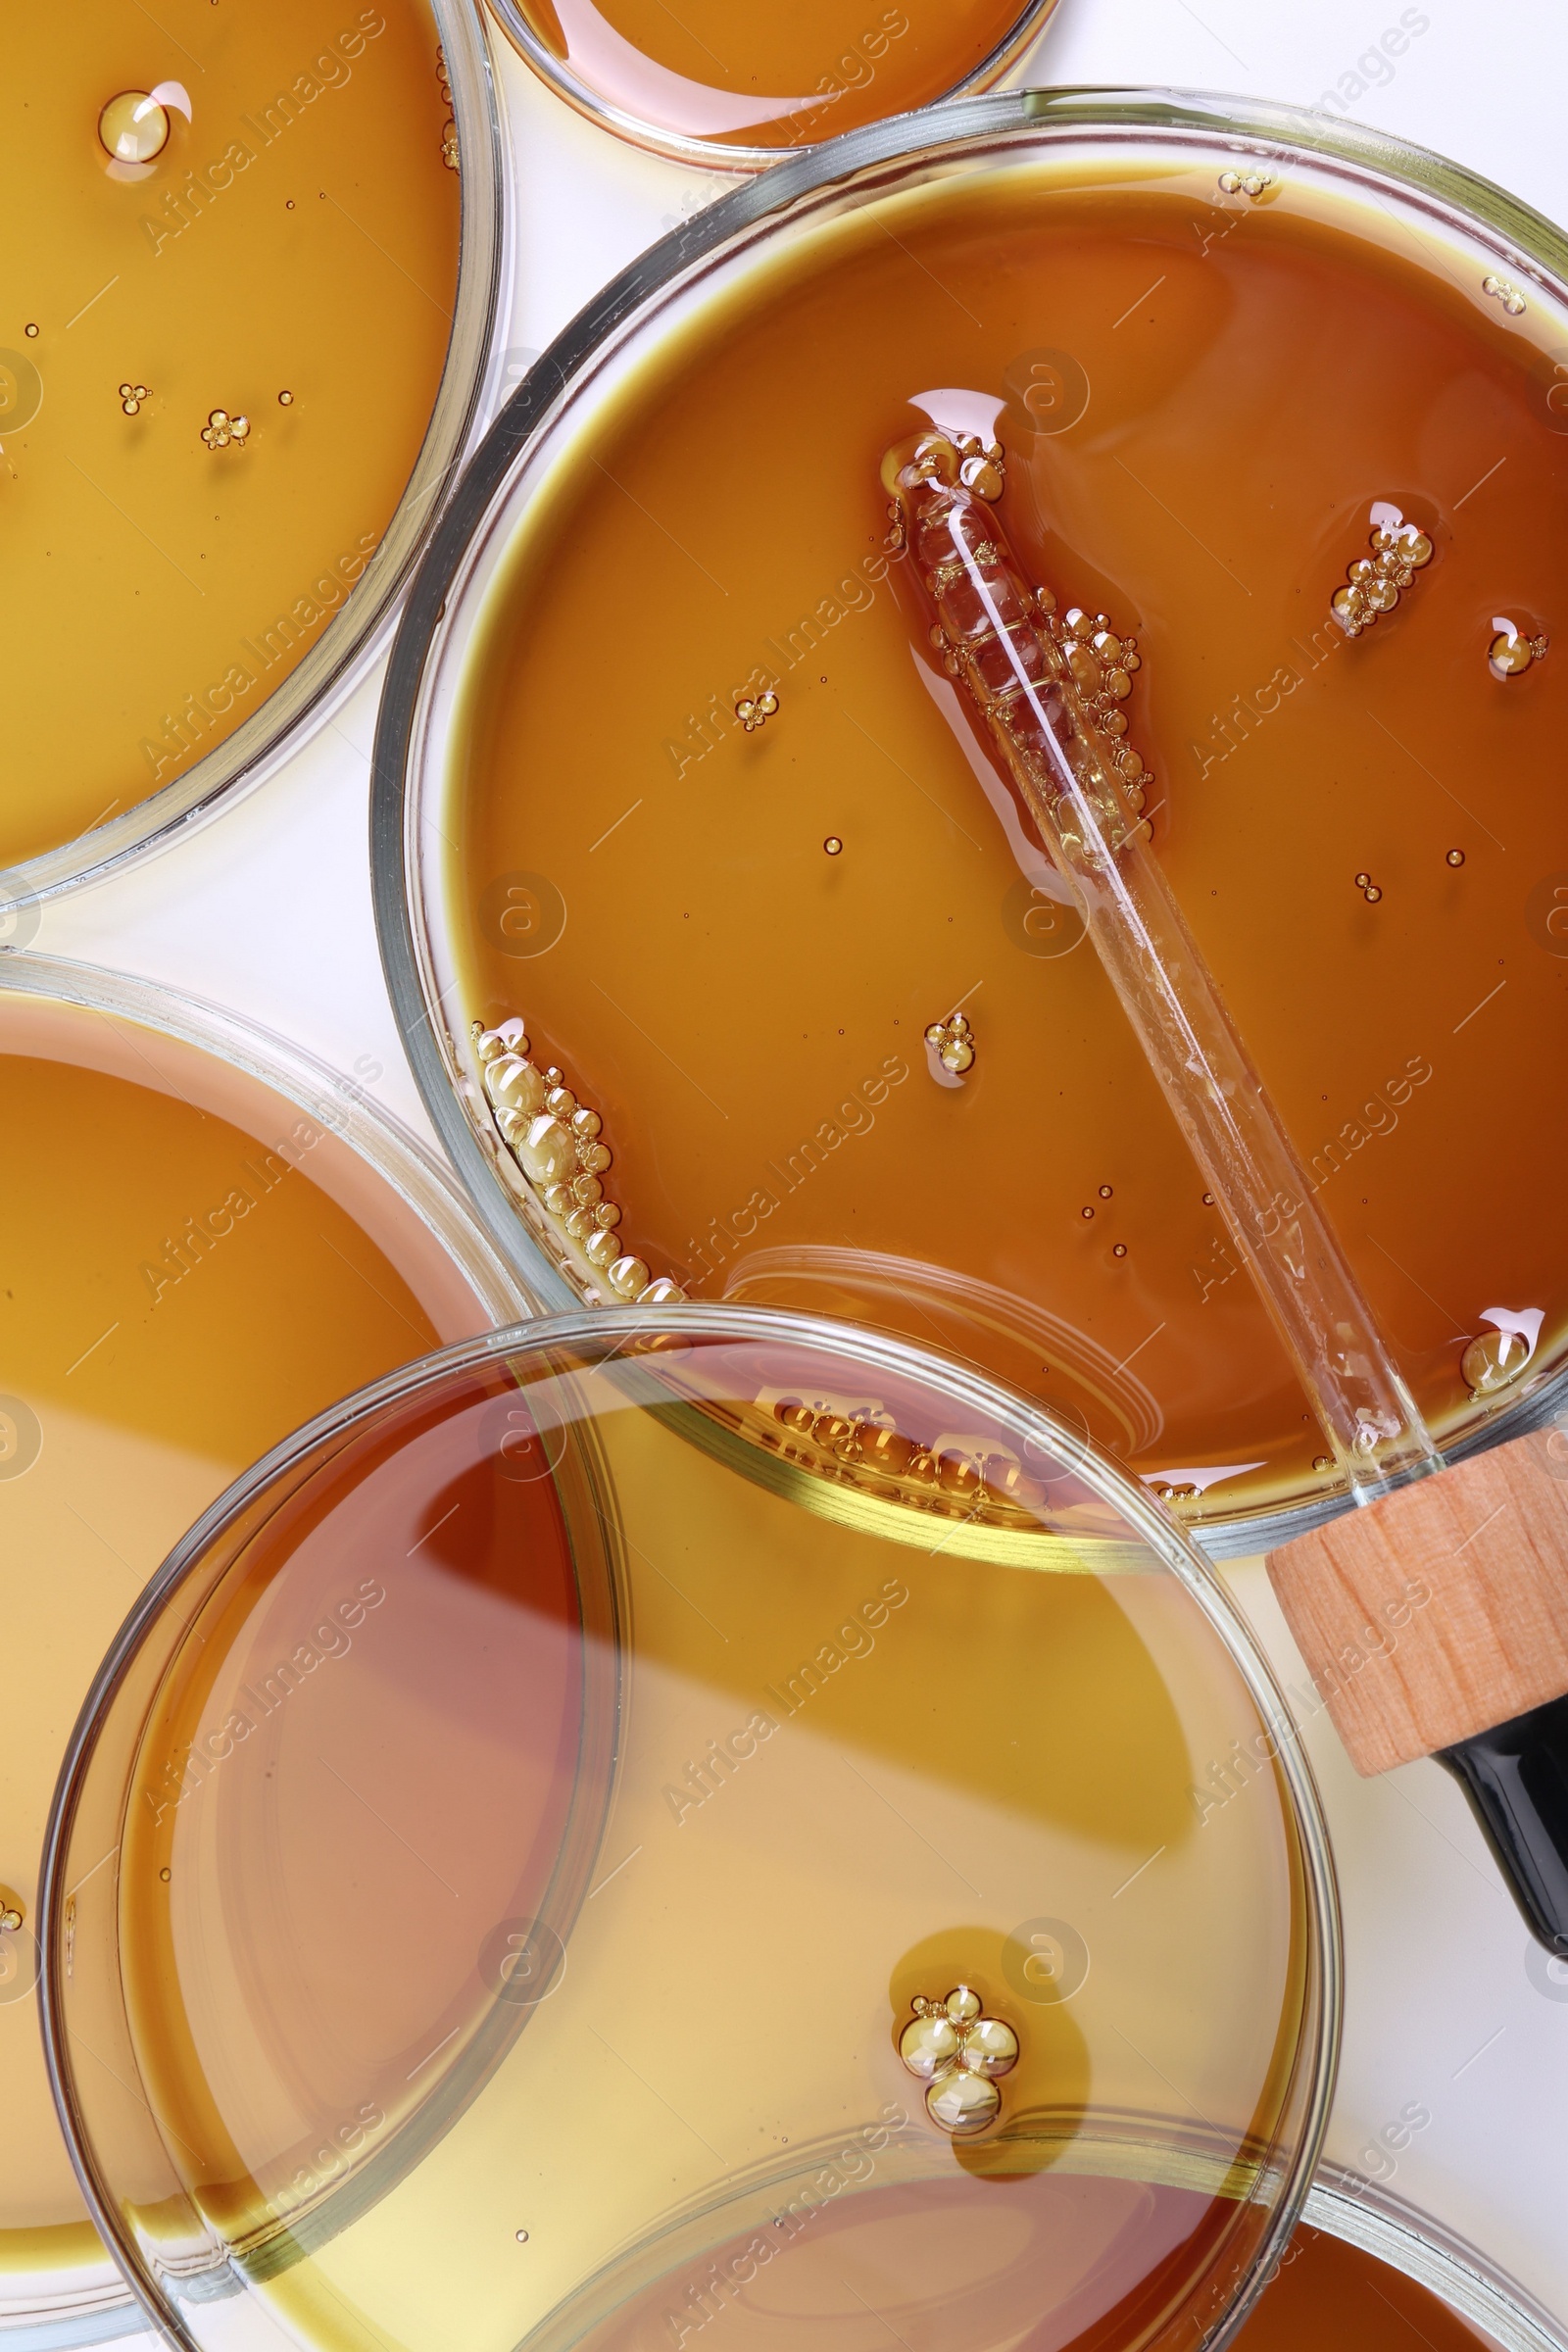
xmin=1446 ymin=849 xmax=1465 ymax=867
xmin=823 ymin=837 xmax=842 ymax=857
xmin=99 ymin=91 xmax=170 ymax=165
xmin=1462 ymin=1328 xmax=1533 ymax=1397
xmin=1098 ymin=1184 xmax=1113 ymax=1199
xmin=1312 ymin=1454 xmax=1333 ymax=1472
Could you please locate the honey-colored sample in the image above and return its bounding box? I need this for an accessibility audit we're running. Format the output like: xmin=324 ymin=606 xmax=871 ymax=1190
xmin=0 ymin=0 xmax=460 ymax=872
xmin=56 ymin=1325 xmax=1322 ymax=2352
xmin=503 ymin=0 xmax=1051 ymax=154
xmin=1233 ymin=2224 xmax=1501 ymax=2352
xmin=441 ymin=151 xmax=1568 ymax=1530
xmin=0 ymin=990 xmax=489 ymax=2298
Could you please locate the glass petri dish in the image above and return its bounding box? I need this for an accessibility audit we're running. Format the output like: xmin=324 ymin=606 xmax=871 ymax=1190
xmin=375 ymin=88 xmax=1568 ymax=1557
xmin=484 ymin=0 xmax=1058 ymax=168
xmin=42 ymin=1307 xmax=1337 ymax=2352
xmin=0 ymin=954 xmax=531 ymax=2347
xmin=1241 ymin=2171 xmax=1568 ymax=2352
xmin=1 ymin=0 xmax=508 ymax=905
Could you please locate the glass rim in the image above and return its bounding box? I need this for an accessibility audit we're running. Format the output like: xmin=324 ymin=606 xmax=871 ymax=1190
xmin=11 ymin=0 xmax=512 ymax=909
xmin=1301 ymin=2169 xmax=1568 ymax=2352
xmin=38 ymin=1297 xmax=1342 ymax=2352
xmin=370 ymin=81 xmax=1568 ymax=1562
xmin=0 ymin=946 xmax=538 ymax=2342
xmin=0 ymin=946 xmax=538 ymax=1349
xmin=482 ymin=0 xmax=1062 ymax=171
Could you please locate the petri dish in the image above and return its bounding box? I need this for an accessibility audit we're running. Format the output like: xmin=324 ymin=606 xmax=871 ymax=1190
xmin=1 ymin=0 xmax=507 ymax=904
xmin=376 ymin=88 xmax=1568 ymax=1556
xmin=0 ymin=955 xmax=530 ymax=2347
xmin=483 ymin=0 xmax=1059 ymax=169
xmin=43 ymin=1307 xmax=1337 ymax=2352
xmin=1238 ymin=2171 xmax=1568 ymax=2352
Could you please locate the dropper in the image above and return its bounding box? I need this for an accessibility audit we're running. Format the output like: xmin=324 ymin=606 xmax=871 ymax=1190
xmin=882 ymin=428 xmax=1444 ymax=1505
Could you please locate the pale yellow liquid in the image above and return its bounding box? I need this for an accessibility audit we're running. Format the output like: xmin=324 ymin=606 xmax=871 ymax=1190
xmin=71 ymin=1331 xmax=1319 ymax=2352
xmin=0 ymin=991 xmax=492 ymax=2291
xmin=2 ymin=1 xmax=460 ymax=869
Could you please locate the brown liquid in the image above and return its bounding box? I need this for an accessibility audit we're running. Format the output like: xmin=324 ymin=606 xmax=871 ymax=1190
xmin=1234 ymin=2225 xmax=1500 ymax=2352
xmin=1 ymin=0 xmax=460 ymax=870
xmin=65 ymin=1325 xmax=1316 ymax=2352
xmin=0 ymin=991 xmax=491 ymax=2279
xmin=508 ymin=0 xmax=1048 ymax=152
xmin=445 ymin=153 xmax=1568 ymax=1524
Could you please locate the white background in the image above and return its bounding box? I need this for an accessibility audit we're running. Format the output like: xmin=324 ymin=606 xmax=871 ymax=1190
xmin=34 ymin=0 xmax=1568 ymax=2323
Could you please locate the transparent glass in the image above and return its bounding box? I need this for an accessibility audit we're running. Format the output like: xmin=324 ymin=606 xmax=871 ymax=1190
xmin=484 ymin=0 xmax=1058 ymax=169
xmin=44 ymin=1309 xmax=1337 ymax=2352
xmin=1279 ymin=2172 xmax=1568 ymax=2352
xmin=885 ymin=434 xmax=1442 ymax=1502
xmin=3 ymin=0 xmax=509 ymax=906
xmin=0 ymin=954 xmax=533 ymax=2347
xmin=373 ymin=89 xmax=1568 ymax=1556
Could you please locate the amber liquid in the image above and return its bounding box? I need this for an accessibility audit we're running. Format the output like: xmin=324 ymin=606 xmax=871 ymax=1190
xmin=511 ymin=0 xmax=1047 ymax=151
xmin=0 ymin=994 xmax=489 ymax=2279
xmin=1 ymin=0 xmax=460 ymax=869
xmin=446 ymin=156 xmax=1568 ymax=1522
xmin=1233 ymin=2225 xmax=1500 ymax=2352
xmin=80 ymin=1327 xmax=1313 ymax=2352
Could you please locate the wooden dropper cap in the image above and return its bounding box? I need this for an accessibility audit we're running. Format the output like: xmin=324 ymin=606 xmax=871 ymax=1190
xmin=1267 ymin=1427 xmax=1568 ymax=1775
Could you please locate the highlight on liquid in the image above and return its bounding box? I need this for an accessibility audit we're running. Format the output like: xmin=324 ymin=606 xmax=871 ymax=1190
xmin=0 ymin=972 xmax=503 ymax=2319
xmin=46 ymin=1313 xmax=1333 ymax=2352
xmin=1 ymin=0 xmax=465 ymax=883
xmin=490 ymin=0 xmax=1056 ymax=161
xmin=418 ymin=117 xmax=1568 ymax=1537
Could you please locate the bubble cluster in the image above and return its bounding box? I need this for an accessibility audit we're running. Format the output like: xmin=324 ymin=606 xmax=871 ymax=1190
xmin=1482 ymin=272 xmax=1528 ymax=318
xmin=118 ymin=381 xmax=149 ymax=416
xmin=1218 ymin=168 xmax=1273 ymax=199
xmin=1353 ymin=871 xmax=1382 ymax=905
xmin=201 ymin=408 xmax=250 ymax=451
xmin=924 ymin=1009 xmax=974 ymax=1075
xmin=734 ymin=687 xmax=779 ymax=733
xmin=1488 ymin=619 xmax=1548 ymax=679
xmin=472 ymin=1013 xmax=686 ymax=1308
xmin=1331 ymin=505 xmax=1432 ymax=637
xmin=898 ymin=1984 xmax=1017 ymax=2135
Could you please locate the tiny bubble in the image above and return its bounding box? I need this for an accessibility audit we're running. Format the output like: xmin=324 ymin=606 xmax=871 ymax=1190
xmin=159 ymin=1867 xmax=171 ymax=1882
xmin=24 ymin=322 xmax=38 ymax=338
xmin=1353 ymin=872 xmax=1371 ymax=889
xmin=514 ymin=2230 xmax=530 ymax=2244
xmin=1446 ymin=848 xmax=1465 ymax=866
xmin=1080 ymin=1205 xmax=1095 ymax=1220
xmin=1363 ymin=884 xmax=1382 ymax=903
xmin=1098 ymin=1184 xmax=1113 ymax=1198
xmin=286 ymin=199 xmax=295 ymax=209
xmin=278 ymin=389 xmax=293 ymax=406
xmin=823 ymin=836 xmax=842 ymax=856
xmin=1312 ymin=1454 xmax=1333 ymax=1473
xmin=1201 ymin=1192 xmax=1214 ymax=1205
xmin=1112 ymin=1243 xmax=1128 ymax=1258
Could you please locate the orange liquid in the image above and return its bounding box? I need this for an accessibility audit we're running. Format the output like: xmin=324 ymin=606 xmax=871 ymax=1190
xmin=1233 ymin=2224 xmax=1500 ymax=2352
xmin=0 ymin=992 xmax=490 ymax=2278
xmin=1 ymin=0 xmax=460 ymax=870
xmin=445 ymin=154 xmax=1568 ymax=1526
xmin=508 ymin=0 xmax=1049 ymax=152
